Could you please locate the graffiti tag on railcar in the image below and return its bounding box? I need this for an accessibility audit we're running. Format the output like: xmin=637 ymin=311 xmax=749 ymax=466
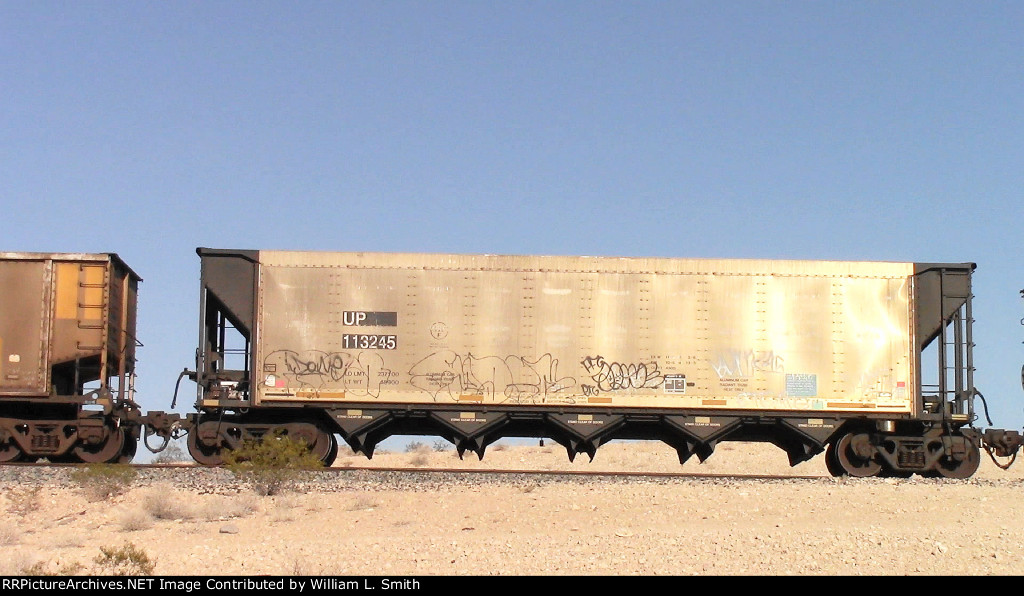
xmin=581 ymin=355 xmax=664 ymax=392
xmin=262 ymin=350 xmax=397 ymax=397
xmin=408 ymin=351 xmax=577 ymax=404
xmin=710 ymin=348 xmax=785 ymax=379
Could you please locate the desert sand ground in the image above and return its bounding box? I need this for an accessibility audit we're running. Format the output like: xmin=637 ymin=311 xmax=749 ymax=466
xmin=3 ymin=440 xmax=1024 ymax=576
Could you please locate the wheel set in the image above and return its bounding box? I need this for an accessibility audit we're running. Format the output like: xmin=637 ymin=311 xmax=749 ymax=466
xmin=826 ymin=431 xmax=981 ymax=478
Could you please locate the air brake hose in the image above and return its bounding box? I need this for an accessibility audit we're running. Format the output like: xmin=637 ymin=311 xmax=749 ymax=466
xmin=170 ymin=368 xmax=191 ymax=409
xmin=975 ymin=389 xmax=994 ymax=427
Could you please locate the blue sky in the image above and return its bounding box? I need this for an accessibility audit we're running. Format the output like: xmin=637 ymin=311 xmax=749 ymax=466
xmin=2 ymin=2 xmax=1022 ymax=452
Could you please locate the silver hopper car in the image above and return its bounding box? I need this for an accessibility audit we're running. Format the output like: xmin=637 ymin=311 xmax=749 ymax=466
xmin=184 ymin=248 xmax=995 ymax=478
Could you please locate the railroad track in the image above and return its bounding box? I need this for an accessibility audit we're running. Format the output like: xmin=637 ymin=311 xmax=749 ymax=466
xmin=2 ymin=460 xmax=827 ymax=482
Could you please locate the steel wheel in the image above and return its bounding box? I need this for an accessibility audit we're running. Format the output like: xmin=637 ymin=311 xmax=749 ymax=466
xmin=74 ymin=427 xmax=126 ymax=464
xmin=0 ymin=439 xmax=24 ymax=463
xmin=285 ymin=423 xmax=338 ymax=466
xmin=835 ymin=432 xmax=882 ymax=477
xmin=310 ymin=428 xmax=338 ymax=466
xmin=187 ymin=429 xmax=225 ymax=466
xmin=935 ymin=441 xmax=981 ymax=479
xmin=118 ymin=434 xmax=139 ymax=464
xmin=319 ymin=432 xmax=339 ymax=467
xmin=824 ymin=442 xmax=845 ymax=477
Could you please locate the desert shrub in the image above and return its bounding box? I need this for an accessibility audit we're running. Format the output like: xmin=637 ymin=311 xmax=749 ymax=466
xmin=69 ymin=464 xmax=138 ymax=501
xmin=0 ymin=524 xmax=19 ymax=545
xmin=152 ymin=440 xmax=188 ymax=464
xmin=141 ymin=487 xmax=195 ymax=520
xmin=117 ymin=510 xmax=154 ymax=532
xmin=94 ymin=542 xmax=155 ymax=576
xmin=198 ymin=494 xmax=259 ymax=521
xmin=432 ymin=440 xmax=450 ymax=452
xmin=408 ymin=453 xmax=430 ymax=467
xmin=21 ymin=560 xmax=86 ymax=576
xmin=346 ymin=496 xmax=378 ymax=511
xmin=223 ymin=430 xmax=323 ymax=496
xmin=404 ymin=441 xmax=426 ymax=453
xmin=5 ymin=486 xmax=41 ymax=517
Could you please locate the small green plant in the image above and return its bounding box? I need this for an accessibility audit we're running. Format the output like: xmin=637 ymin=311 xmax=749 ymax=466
xmin=432 ymin=440 xmax=450 ymax=452
xmin=94 ymin=542 xmax=155 ymax=576
xmin=404 ymin=441 xmax=425 ymax=453
xmin=69 ymin=464 xmax=138 ymax=501
xmin=223 ymin=430 xmax=324 ymax=496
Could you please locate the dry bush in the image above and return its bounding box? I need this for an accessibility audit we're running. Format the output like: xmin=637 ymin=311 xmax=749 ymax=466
xmin=69 ymin=464 xmax=138 ymax=501
xmin=271 ymin=509 xmax=295 ymax=523
xmin=52 ymin=535 xmax=85 ymax=549
xmin=0 ymin=524 xmax=19 ymax=545
xmin=270 ymin=494 xmax=302 ymax=522
xmin=289 ymin=559 xmax=347 ymax=576
xmin=274 ymin=494 xmax=302 ymax=509
xmin=197 ymin=494 xmax=260 ymax=521
xmin=408 ymin=453 xmax=430 ymax=467
xmin=20 ymin=559 xmax=86 ymax=576
xmin=141 ymin=487 xmax=195 ymax=520
xmin=94 ymin=542 xmax=156 ymax=576
xmin=151 ymin=440 xmax=188 ymax=464
xmin=0 ymin=552 xmax=34 ymax=575
xmin=405 ymin=440 xmax=432 ymax=466
xmin=346 ymin=496 xmax=378 ymax=511
xmin=5 ymin=486 xmax=42 ymax=517
xmin=118 ymin=509 xmax=154 ymax=532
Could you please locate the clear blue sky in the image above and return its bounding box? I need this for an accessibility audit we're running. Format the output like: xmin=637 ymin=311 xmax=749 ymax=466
xmin=2 ymin=2 xmax=1022 ymax=452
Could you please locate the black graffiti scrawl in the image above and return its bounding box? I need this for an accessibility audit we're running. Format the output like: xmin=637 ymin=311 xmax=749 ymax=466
xmin=408 ymin=351 xmax=577 ymax=404
xmin=581 ymin=355 xmax=664 ymax=393
xmin=263 ymin=350 xmax=397 ymax=398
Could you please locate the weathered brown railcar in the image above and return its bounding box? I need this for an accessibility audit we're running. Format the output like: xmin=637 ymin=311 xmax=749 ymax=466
xmin=0 ymin=252 xmax=144 ymax=462
xmin=185 ymin=248 xmax=993 ymax=477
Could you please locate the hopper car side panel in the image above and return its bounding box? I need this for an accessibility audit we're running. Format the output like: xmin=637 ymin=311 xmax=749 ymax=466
xmin=0 ymin=258 xmax=49 ymax=394
xmin=252 ymin=256 xmax=916 ymax=416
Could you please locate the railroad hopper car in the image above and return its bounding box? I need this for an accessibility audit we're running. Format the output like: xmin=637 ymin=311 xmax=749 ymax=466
xmin=186 ymin=248 xmax=994 ymax=478
xmin=0 ymin=252 xmax=151 ymax=463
